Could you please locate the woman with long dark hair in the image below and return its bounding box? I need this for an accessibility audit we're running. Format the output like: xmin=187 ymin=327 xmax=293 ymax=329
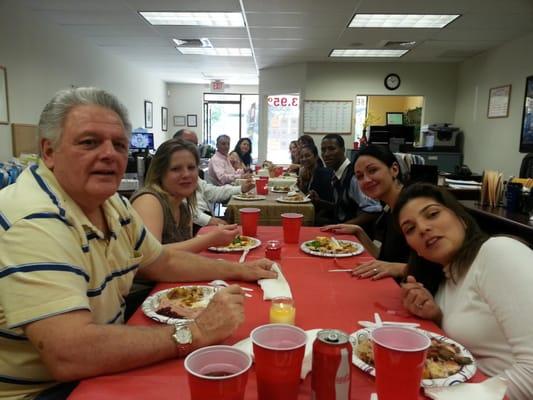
xmin=395 ymin=183 xmax=533 ymax=400
xmin=233 ymin=137 xmax=253 ymax=168
xmin=297 ymin=143 xmax=333 ymax=202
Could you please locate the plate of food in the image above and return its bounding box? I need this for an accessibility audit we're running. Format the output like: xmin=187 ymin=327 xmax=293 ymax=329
xmin=208 ymin=235 xmax=262 ymax=252
xmin=233 ymin=193 xmax=266 ymax=201
xmin=301 ymin=236 xmax=364 ymax=257
xmin=276 ymin=193 xmax=311 ymax=203
xmin=142 ymin=285 xmax=217 ymax=325
xmin=271 ymin=185 xmax=292 ymax=193
xmin=351 ymin=328 xmax=476 ymax=387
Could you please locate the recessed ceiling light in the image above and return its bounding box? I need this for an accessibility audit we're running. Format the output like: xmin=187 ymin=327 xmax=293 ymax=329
xmin=349 ymin=14 xmax=460 ymax=28
xmin=177 ymin=47 xmax=252 ymax=56
xmin=139 ymin=11 xmax=245 ymax=27
xmin=330 ymin=49 xmax=409 ymax=57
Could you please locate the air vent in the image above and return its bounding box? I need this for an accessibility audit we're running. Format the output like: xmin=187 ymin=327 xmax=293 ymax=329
xmin=438 ymin=49 xmax=480 ymax=58
xmin=173 ymin=38 xmax=212 ymax=48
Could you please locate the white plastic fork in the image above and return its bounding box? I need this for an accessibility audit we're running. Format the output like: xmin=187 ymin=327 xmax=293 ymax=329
xmin=374 ymin=312 xmax=383 ymax=327
xmin=239 ymin=248 xmax=250 ymax=263
xmin=208 ymin=280 xmax=253 ymax=297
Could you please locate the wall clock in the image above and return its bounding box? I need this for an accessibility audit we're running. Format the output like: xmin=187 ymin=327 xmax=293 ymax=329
xmin=384 ymin=73 xmax=401 ymax=90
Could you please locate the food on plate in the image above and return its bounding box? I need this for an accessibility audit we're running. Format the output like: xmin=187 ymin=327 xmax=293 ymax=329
xmin=238 ymin=192 xmax=258 ymax=199
xmin=355 ymin=336 xmax=473 ymax=379
xmin=305 ymin=236 xmax=357 ymax=254
xmin=156 ymin=286 xmax=209 ymax=319
xmin=283 ymin=193 xmax=306 ymax=201
xmin=273 ymin=185 xmax=291 ymax=192
xmin=226 ymin=235 xmax=255 ymax=249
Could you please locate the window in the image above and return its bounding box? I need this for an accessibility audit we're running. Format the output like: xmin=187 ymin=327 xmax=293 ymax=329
xmin=266 ymin=94 xmax=299 ymax=163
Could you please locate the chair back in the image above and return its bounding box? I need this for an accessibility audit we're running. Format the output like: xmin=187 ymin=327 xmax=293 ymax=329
xmin=519 ymin=153 xmax=533 ymax=178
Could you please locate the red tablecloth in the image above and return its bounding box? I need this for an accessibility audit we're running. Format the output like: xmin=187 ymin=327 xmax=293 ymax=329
xmin=69 ymin=227 xmax=486 ymax=399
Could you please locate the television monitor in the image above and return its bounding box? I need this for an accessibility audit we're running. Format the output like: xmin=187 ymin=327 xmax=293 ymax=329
xmin=130 ymin=132 xmax=154 ymax=151
xmin=519 ymin=75 xmax=533 ymax=152
xmin=386 ymin=112 xmax=404 ymax=125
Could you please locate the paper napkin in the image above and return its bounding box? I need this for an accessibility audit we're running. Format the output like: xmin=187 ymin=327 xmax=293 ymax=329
xmin=424 ymin=376 xmax=508 ymax=400
xmin=257 ymin=263 xmax=292 ymax=300
xmin=233 ymin=328 xmax=322 ymax=380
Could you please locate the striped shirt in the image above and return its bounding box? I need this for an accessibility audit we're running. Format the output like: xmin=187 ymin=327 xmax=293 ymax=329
xmin=0 ymin=161 xmax=162 ymax=399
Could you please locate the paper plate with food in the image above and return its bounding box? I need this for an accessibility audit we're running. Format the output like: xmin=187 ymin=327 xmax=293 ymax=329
xmin=208 ymin=235 xmax=262 ymax=252
xmin=233 ymin=193 xmax=266 ymax=201
xmin=276 ymin=193 xmax=311 ymax=203
xmin=351 ymin=328 xmax=476 ymax=387
xmin=142 ymin=285 xmax=216 ymax=325
xmin=301 ymin=236 xmax=364 ymax=257
xmin=271 ymin=185 xmax=292 ymax=193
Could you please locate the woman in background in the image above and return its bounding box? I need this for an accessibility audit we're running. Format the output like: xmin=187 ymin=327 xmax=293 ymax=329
xmin=289 ymin=140 xmax=300 ymax=164
xmin=297 ymin=143 xmax=333 ymax=202
xmin=229 ymin=151 xmax=246 ymax=171
xmin=233 ymin=137 xmax=253 ymax=168
xmin=396 ymin=183 xmax=533 ymax=400
xmin=131 ymin=138 xmax=238 ymax=251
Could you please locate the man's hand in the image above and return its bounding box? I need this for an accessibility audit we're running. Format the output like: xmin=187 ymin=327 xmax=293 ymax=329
xmin=352 ymin=260 xmax=407 ymax=280
xmin=194 ymin=285 xmax=245 ymax=346
xmin=238 ymin=258 xmax=277 ymax=281
xmin=308 ymin=189 xmax=320 ymax=203
xmin=401 ymin=276 xmax=442 ymax=323
xmin=207 ymin=217 xmax=228 ymax=226
xmin=240 ymin=172 xmax=253 ymax=179
xmin=240 ymin=178 xmax=255 ymax=193
xmin=203 ymin=224 xmax=239 ymax=247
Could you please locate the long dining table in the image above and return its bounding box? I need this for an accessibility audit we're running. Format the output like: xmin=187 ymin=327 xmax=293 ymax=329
xmin=68 ymin=226 xmax=487 ymax=400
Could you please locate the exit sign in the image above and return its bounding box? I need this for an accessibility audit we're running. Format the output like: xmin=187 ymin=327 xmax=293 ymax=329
xmin=211 ymin=80 xmax=224 ymax=92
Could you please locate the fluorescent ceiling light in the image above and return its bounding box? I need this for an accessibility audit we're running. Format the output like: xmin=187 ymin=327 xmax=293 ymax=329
xmin=349 ymin=14 xmax=460 ymax=28
xmin=139 ymin=11 xmax=245 ymax=27
xmin=177 ymin=48 xmax=252 ymax=56
xmin=330 ymin=49 xmax=409 ymax=57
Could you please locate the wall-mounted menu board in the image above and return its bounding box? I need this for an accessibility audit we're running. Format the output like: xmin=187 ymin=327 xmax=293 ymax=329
xmin=303 ymin=100 xmax=353 ymax=134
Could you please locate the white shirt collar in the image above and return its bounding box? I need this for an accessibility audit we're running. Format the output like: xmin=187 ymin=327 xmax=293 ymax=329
xmin=334 ymin=158 xmax=351 ymax=180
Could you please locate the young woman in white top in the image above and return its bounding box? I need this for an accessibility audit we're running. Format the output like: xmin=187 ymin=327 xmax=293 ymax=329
xmin=395 ymin=182 xmax=533 ymax=400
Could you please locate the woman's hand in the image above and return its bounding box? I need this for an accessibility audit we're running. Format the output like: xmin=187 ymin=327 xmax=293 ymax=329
xmin=401 ymin=276 xmax=442 ymax=323
xmin=204 ymin=224 xmax=239 ymax=247
xmin=352 ymin=260 xmax=407 ymax=280
xmin=320 ymin=223 xmax=362 ymax=236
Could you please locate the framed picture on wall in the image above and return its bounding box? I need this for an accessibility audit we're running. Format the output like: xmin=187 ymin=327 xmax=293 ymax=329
xmin=144 ymin=100 xmax=153 ymax=128
xmin=173 ymin=115 xmax=186 ymax=126
xmin=161 ymin=107 xmax=168 ymax=132
xmin=0 ymin=66 xmax=9 ymax=125
xmin=187 ymin=114 xmax=197 ymax=127
xmin=487 ymin=84 xmax=511 ymax=118
xmin=519 ymin=75 xmax=533 ymax=152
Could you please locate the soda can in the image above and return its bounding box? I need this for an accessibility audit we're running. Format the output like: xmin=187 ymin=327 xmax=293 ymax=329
xmin=311 ymin=329 xmax=351 ymax=400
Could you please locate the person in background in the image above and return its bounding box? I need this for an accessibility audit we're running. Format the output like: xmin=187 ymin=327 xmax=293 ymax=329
xmin=174 ymin=129 xmax=254 ymax=227
xmin=207 ymin=135 xmax=251 ymax=185
xmin=297 ymin=143 xmax=333 ymax=221
xmin=233 ymin=138 xmax=253 ymax=168
xmin=314 ymin=134 xmax=381 ymax=228
xmin=229 ymin=151 xmax=246 ymax=171
xmin=0 ymin=87 xmax=276 ymax=399
xmin=131 ymin=138 xmax=238 ymax=251
xmin=395 ymin=183 xmax=533 ymax=400
xmin=322 ymin=145 xmax=443 ymax=294
xmin=287 ymin=140 xmax=301 ymax=173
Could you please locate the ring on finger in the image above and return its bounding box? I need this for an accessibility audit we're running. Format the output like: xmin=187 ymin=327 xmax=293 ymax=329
xmin=373 ymin=268 xmax=378 ymax=274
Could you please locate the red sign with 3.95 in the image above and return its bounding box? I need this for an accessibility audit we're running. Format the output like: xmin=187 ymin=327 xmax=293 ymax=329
xmin=268 ymin=96 xmax=299 ymax=107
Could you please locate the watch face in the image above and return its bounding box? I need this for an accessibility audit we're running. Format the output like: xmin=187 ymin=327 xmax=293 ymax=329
xmin=385 ymin=74 xmax=401 ymax=90
xmin=174 ymin=325 xmax=193 ymax=344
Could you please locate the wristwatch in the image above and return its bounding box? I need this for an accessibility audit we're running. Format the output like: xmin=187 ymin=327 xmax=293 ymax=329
xmin=172 ymin=323 xmax=193 ymax=355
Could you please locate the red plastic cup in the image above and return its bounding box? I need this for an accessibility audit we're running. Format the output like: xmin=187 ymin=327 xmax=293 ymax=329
xmin=258 ymin=176 xmax=269 ymax=184
xmin=281 ymin=213 xmax=303 ymax=243
xmin=239 ymin=208 xmax=260 ymax=237
xmin=255 ymin=179 xmax=268 ymax=195
xmin=371 ymin=327 xmax=431 ymax=400
xmin=265 ymin=240 xmax=282 ymax=260
xmin=184 ymin=345 xmax=252 ymax=400
xmin=251 ymin=324 xmax=307 ymax=400
xmin=255 ymin=165 xmax=261 ymax=173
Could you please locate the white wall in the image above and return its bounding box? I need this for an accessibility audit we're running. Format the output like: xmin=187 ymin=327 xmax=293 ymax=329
xmin=257 ymin=62 xmax=458 ymax=159
xmin=0 ymin=1 xmax=167 ymax=161
xmin=167 ymin=83 xmax=258 ymax=142
xmin=455 ymin=31 xmax=533 ymax=177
